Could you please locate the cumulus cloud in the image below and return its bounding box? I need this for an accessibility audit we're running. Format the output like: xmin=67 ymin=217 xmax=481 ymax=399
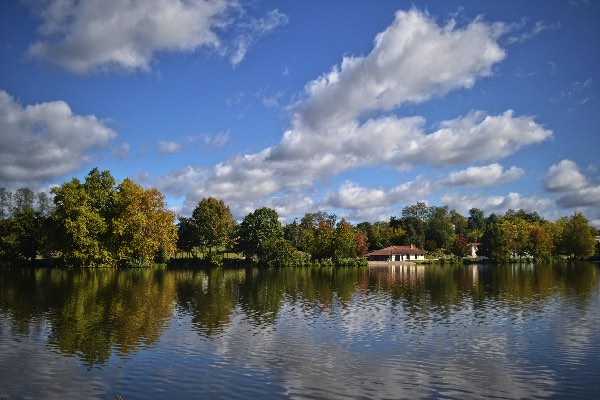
xmin=323 ymin=177 xmax=435 ymax=210
xmin=545 ymin=160 xmax=600 ymax=209
xmin=0 ymin=90 xmax=116 ymax=183
xmin=153 ymin=9 xmax=555 ymax=218
xmin=294 ymin=8 xmax=506 ymax=129
xmin=25 ymin=0 xmax=244 ymax=74
xmin=157 ymin=140 xmax=182 ymax=154
xmin=441 ymin=192 xmax=553 ymax=216
xmin=445 ymin=163 xmax=524 ymax=187
xmin=544 ymin=159 xmax=590 ymax=193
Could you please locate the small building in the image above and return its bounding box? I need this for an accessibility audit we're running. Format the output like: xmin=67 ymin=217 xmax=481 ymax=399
xmin=366 ymin=245 xmax=426 ymax=262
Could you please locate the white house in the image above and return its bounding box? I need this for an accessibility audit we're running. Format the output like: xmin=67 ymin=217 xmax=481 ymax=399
xmin=366 ymin=245 xmax=426 ymax=262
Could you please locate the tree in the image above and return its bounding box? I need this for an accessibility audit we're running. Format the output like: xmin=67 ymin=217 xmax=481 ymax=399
xmin=0 ymin=188 xmax=12 ymax=219
xmin=450 ymin=209 xmax=468 ymax=236
xmin=312 ymin=220 xmax=335 ymax=260
xmin=177 ymin=217 xmax=196 ymax=257
xmin=12 ymin=187 xmax=35 ymax=214
xmin=559 ymin=213 xmax=596 ymax=260
xmin=332 ymin=220 xmax=358 ymax=261
xmin=112 ymin=179 xmax=177 ymax=265
xmin=235 ymin=207 xmax=284 ymax=263
xmin=51 ymin=177 xmax=112 ymax=266
xmin=479 ymin=214 xmax=509 ymax=261
xmin=426 ymin=206 xmax=455 ymax=250
xmin=191 ymin=197 xmax=236 ymax=256
xmin=527 ymin=222 xmax=554 ymax=259
xmin=499 ymin=215 xmax=531 ymax=259
xmin=467 ymin=208 xmax=486 ymax=232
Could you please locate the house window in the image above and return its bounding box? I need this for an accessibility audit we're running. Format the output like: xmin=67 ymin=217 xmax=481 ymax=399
xmin=395 ymin=255 xmax=400 ymax=261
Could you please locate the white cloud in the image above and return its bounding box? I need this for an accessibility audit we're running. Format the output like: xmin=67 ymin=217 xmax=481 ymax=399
xmin=507 ymin=20 xmax=560 ymax=44
xmin=26 ymin=0 xmax=234 ymax=74
xmin=445 ymin=163 xmax=524 ymax=187
xmin=556 ymin=186 xmax=600 ymax=208
xmin=0 ymin=90 xmax=116 ymax=183
xmin=544 ymin=159 xmax=590 ymax=193
xmin=111 ymin=142 xmax=130 ymax=160
xmin=323 ymin=177 xmax=435 ymax=210
xmin=229 ymin=9 xmax=289 ymax=66
xmin=157 ymin=140 xmax=182 ymax=154
xmin=202 ymin=131 xmax=230 ymax=148
xmin=441 ymin=192 xmax=553 ymax=216
xmin=154 ymin=9 xmax=553 ymax=219
xmin=543 ymin=160 xmax=600 ymax=210
xmin=294 ymin=8 xmax=506 ymax=129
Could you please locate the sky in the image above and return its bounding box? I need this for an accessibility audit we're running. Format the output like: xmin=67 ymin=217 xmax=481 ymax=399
xmin=0 ymin=0 xmax=599 ymax=226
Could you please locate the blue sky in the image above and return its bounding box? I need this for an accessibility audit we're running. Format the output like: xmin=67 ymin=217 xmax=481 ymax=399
xmin=0 ymin=0 xmax=599 ymax=225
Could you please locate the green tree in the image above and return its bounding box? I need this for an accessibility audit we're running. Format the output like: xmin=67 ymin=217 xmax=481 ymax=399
xmin=332 ymin=220 xmax=358 ymax=261
xmin=467 ymin=208 xmax=486 ymax=232
xmin=191 ymin=197 xmax=236 ymax=257
xmin=499 ymin=215 xmax=531 ymax=259
xmin=450 ymin=209 xmax=468 ymax=236
xmin=51 ymin=177 xmax=112 ymax=266
xmin=479 ymin=214 xmax=509 ymax=261
xmin=235 ymin=207 xmax=284 ymax=263
xmin=12 ymin=187 xmax=36 ymax=214
xmin=426 ymin=206 xmax=455 ymax=250
xmin=527 ymin=221 xmax=554 ymax=259
xmin=312 ymin=220 xmax=335 ymax=260
xmin=559 ymin=213 xmax=596 ymax=260
xmin=177 ymin=217 xmax=196 ymax=257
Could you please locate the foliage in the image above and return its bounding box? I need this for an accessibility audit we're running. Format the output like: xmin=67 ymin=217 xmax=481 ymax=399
xmin=332 ymin=219 xmax=358 ymax=261
xmin=479 ymin=214 xmax=510 ymax=262
xmin=112 ymin=178 xmax=177 ymax=265
xmin=191 ymin=197 xmax=236 ymax=256
xmin=235 ymin=207 xmax=284 ymax=263
xmin=557 ymin=213 xmax=596 ymax=260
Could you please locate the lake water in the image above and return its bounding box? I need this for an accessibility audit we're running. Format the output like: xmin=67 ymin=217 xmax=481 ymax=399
xmin=0 ymin=263 xmax=599 ymax=399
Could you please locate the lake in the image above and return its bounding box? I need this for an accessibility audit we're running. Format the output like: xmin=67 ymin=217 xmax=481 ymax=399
xmin=0 ymin=263 xmax=599 ymax=399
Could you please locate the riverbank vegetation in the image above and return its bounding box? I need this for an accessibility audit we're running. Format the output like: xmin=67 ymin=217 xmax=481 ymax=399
xmin=1 ymin=168 xmax=598 ymax=267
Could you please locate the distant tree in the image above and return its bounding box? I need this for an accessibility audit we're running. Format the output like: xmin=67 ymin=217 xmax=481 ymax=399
xmin=479 ymin=214 xmax=509 ymax=261
xmin=177 ymin=217 xmax=196 ymax=257
xmin=112 ymin=179 xmax=177 ymax=264
xmin=0 ymin=188 xmax=12 ymax=219
xmin=312 ymin=220 xmax=335 ymax=260
xmin=332 ymin=220 xmax=358 ymax=261
xmin=426 ymin=206 xmax=455 ymax=250
xmin=467 ymin=208 xmax=486 ymax=232
xmin=499 ymin=215 xmax=531 ymax=259
xmin=450 ymin=209 xmax=468 ymax=236
xmin=51 ymin=177 xmax=112 ymax=266
xmin=527 ymin=222 xmax=554 ymax=259
xmin=355 ymin=231 xmax=369 ymax=256
xmin=558 ymin=213 xmax=596 ymax=260
xmin=36 ymin=192 xmax=53 ymax=216
xmin=236 ymin=207 xmax=284 ymax=263
xmin=451 ymin=235 xmax=469 ymax=257
xmin=400 ymin=202 xmax=428 ymax=248
xmin=12 ymin=187 xmax=36 ymax=214
xmin=191 ymin=197 xmax=236 ymax=256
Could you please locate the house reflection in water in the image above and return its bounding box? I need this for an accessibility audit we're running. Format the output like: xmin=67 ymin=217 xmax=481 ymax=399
xmin=368 ymin=263 xmax=425 ymax=286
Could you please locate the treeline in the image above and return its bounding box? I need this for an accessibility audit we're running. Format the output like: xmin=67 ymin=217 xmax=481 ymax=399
xmin=177 ymin=200 xmax=368 ymax=267
xmin=1 ymin=168 xmax=598 ymax=267
xmin=353 ymin=202 xmax=598 ymax=262
xmin=0 ymin=168 xmax=177 ymax=267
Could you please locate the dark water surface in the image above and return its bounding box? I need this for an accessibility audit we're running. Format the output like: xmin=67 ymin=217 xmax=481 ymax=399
xmin=1 ymin=263 xmax=599 ymax=399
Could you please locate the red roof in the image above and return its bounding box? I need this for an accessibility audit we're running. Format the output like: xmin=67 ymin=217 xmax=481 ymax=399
xmin=366 ymin=245 xmax=425 ymax=256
